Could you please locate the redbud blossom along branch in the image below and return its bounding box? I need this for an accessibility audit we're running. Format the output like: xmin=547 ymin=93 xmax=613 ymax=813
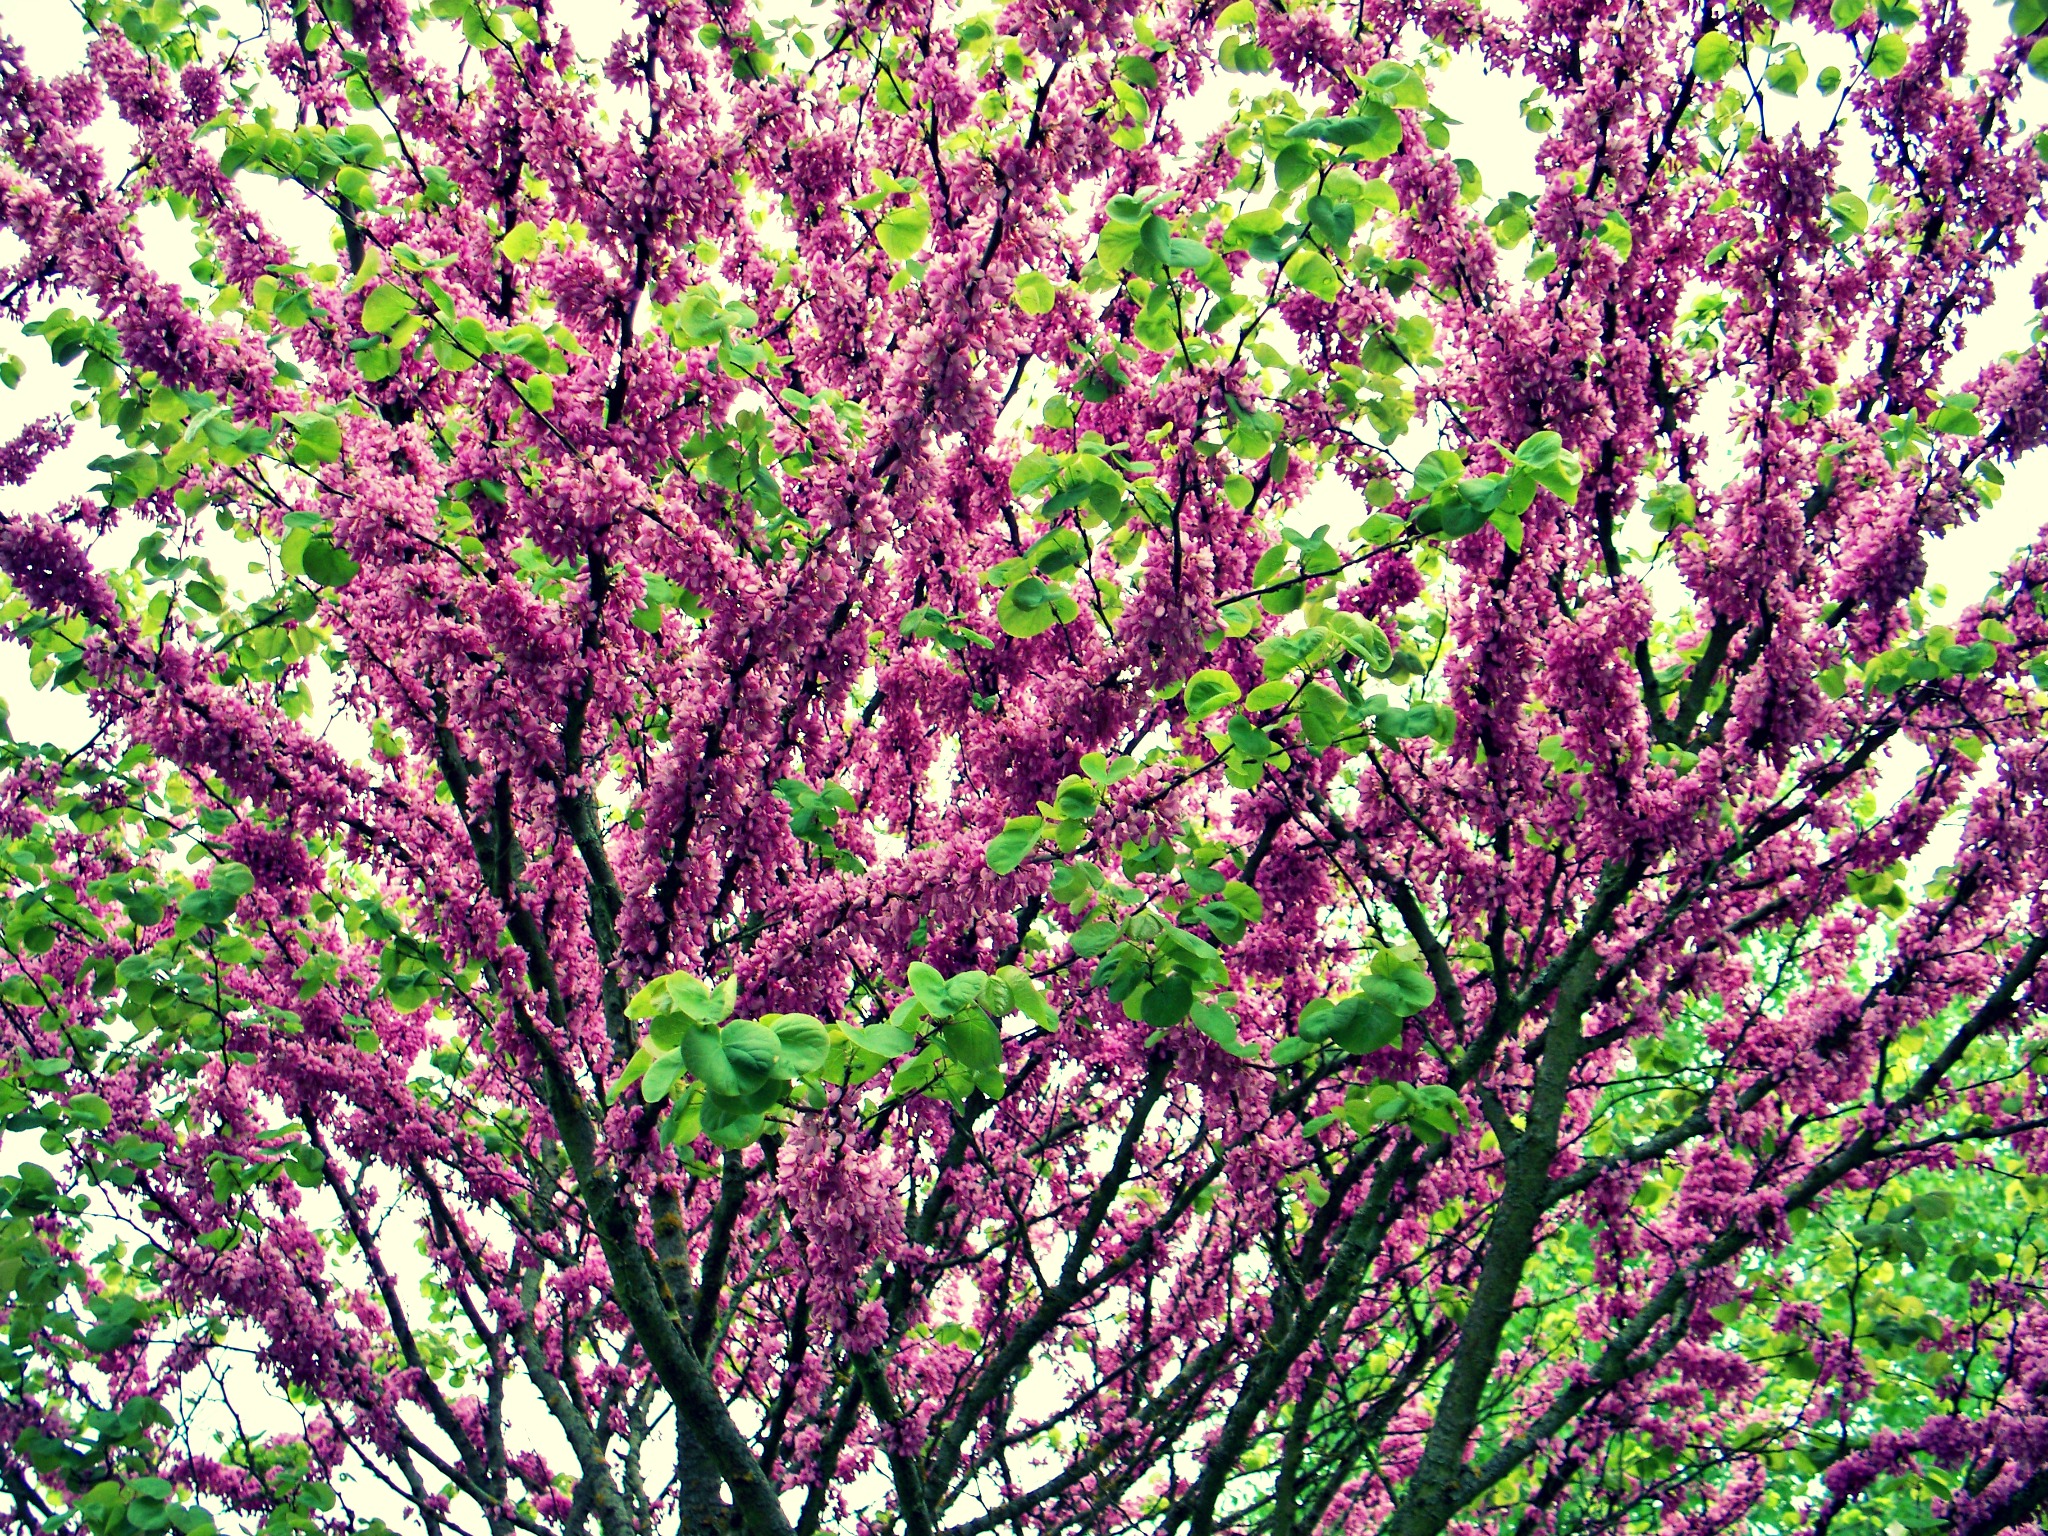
xmin=2 ymin=0 xmax=2048 ymax=1533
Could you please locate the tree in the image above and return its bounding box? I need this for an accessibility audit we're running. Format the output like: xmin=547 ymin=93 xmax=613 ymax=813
xmin=1 ymin=0 xmax=2047 ymax=1530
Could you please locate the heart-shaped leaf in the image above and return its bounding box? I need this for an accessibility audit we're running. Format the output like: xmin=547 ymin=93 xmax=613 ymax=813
xmin=770 ymin=1014 xmax=830 ymax=1076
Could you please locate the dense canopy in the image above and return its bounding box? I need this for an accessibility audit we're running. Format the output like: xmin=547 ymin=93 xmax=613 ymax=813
xmin=4 ymin=0 xmax=2048 ymax=1533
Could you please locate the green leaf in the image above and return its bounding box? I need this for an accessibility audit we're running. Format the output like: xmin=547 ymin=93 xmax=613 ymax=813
xmin=1694 ymin=30 xmax=1740 ymax=78
xmin=430 ymin=316 xmax=489 ymax=371
xmin=1191 ymin=999 xmax=1258 ymax=1057
xmin=629 ymin=972 xmax=734 ymax=1025
xmin=699 ymin=1095 xmax=765 ymax=1148
xmin=1014 ymin=271 xmax=1057 ymax=314
xmin=1273 ymin=142 xmax=1316 ymax=191
xmin=908 ymin=960 xmax=953 ymax=1015
xmin=1645 ymin=483 xmax=1696 ymax=530
xmin=179 ymin=884 xmax=241 ymax=925
xmin=1372 ymin=954 xmax=1437 ymax=1015
xmin=1514 ymin=430 xmax=1565 ymax=469
xmin=1827 ymin=191 xmax=1870 ymax=235
xmin=498 ymin=220 xmax=543 ymax=262
xmin=997 ymin=577 xmax=1076 ymax=637
xmin=1052 ymin=775 xmax=1100 ymax=821
xmin=1375 ymin=700 xmax=1429 ymax=741
xmin=995 ymin=965 xmax=1057 ymax=1029
xmin=1913 ymin=1189 xmax=1957 ymax=1220
xmin=1326 ymin=993 xmax=1402 ymax=1055
xmin=1411 ymin=449 xmax=1466 ymax=499
xmin=1867 ymin=31 xmax=1909 ymax=76
xmin=941 ymin=1010 xmax=1003 ymax=1072
xmin=1071 ymin=920 xmax=1119 ymax=956
xmin=878 ymin=200 xmax=931 ymax=260
xmin=1297 ymin=682 xmax=1350 ymax=747
xmin=679 ymin=1024 xmax=744 ymax=1097
xmin=1764 ymin=44 xmax=1809 ymax=93
xmin=1595 ymin=215 xmax=1633 ymax=260
xmin=1131 ymin=283 xmax=1183 ymax=353
xmin=1184 ymin=669 xmax=1243 ymax=720
xmin=1220 ymin=35 xmax=1274 ymax=72
xmin=611 ymin=1044 xmax=657 ymax=1101
xmin=1515 ymin=431 xmax=1583 ymax=502
xmin=889 ymin=1043 xmax=944 ymax=1098
xmin=359 ymin=284 xmax=414 ymax=335
xmin=841 ymin=1020 xmax=915 ymax=1058
xmin=1140 ymin=972 xmax=1194 ymax=1026
xmin=355 ymin=343 xmax=401 ymax=382
xmin=1117 ymin=53 xmax=1159 ymax=87
xmin=300 ymin=536 xmax=359 ymax=588
xmin=770 ymin=1014 xmax=830 ymax=1076
xmin=978 ymin=973 xmax=1016 ymax=1017
xmin=985 ymin=815 xmax=1045 ymax=874
xmin=1271 ymin=1035 xmax=1316 ymax=1066
xmin=1364 ymin=60 xmax=1427 ymax=104
xmin=1009 ymin=451 xmax=1062 ymax=495
xmin=65 ymin=1092 xmax=113 ymax=1131
xmin=658 ymin=1090 xmax=703 ymax=1146
xmin=642 ymin=1048 xmax=688 ymax=1101
xmin=1928 ymin=394 xmax=1984 ymax=435
xmin=1140 ymin=214 xmax=1172 ymax=265
xmin=688 ymin=977 xmax=738 ymax=1025
xmin=942 ymin=972 xmax=990 ymax=1015
xmin=1195 ymin=902 xmax=1246 ymax=945
xmin=1283 ymin=248 xmax=1341 ymax=301
xmin=721 ymin=1019 xmax=783 ymax=1087
xmin=516 ymin=374 xmax=555 ymax=414
xmin=1288 ymin=104 xmax=1402 ymax=158
xmin=288 ymin=413 xmax=342 ymax=467
xmin=1863 ymin=647 xmax=1913 ymax=695
xmin=1098 ymin=219 xmax=1144 ymax=274
xmin=1226 ymin=713 xmax=1277 ymax=760
xmin=1304 ymin=194 xmax=1356 ymax=248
